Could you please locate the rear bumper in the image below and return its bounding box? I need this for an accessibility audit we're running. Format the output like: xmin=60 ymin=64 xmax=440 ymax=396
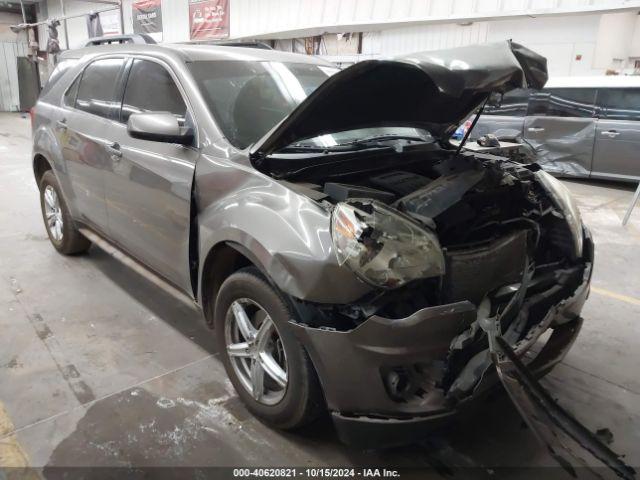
xmin=291 ymin=233 xmax=593 ymax=447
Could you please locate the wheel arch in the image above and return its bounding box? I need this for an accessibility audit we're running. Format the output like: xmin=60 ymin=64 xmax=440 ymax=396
xmin=200 ymin=241 xmax=328 ymax=416
xmin=33 ymin=153 xmax=53 ymax=186
xmin=200 ymin=241 xmax=269 ymax=328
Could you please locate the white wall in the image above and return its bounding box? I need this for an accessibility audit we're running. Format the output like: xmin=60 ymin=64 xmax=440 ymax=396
xmin=0 ymin=11 xmax=24 ymax=42
xmin=229 ymin=0 xmax=640 ymax=39
xmin=38 ymin=0 xmax=120 ymax=49
xmin=37 ymin=0 xmax=198 ymax=47
xmin=362 ymin=22 xmax=491 ymax=56
xmin=358 ymin=13 xmax=633 ymax=76
xmin=488 ymin=14 xmax=602 ymax=76
xmin=34 ymin=0 xmax=640 ymax=77
xmin=37 ymin=0 xmax=640 ymax=47
xmin=593 ymin=11 xmax=637 ymax=69
xmin=0 ymin=12 xmax=30 ymax=111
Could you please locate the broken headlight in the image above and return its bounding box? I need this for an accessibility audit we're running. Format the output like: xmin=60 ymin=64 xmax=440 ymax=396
xmin=536 ymin=170 xmax=584 ymax=258
xmin=331 ymin=200 xmax=445 ymax=289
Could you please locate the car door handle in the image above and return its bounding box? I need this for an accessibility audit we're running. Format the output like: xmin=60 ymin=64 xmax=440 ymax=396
xmin=56 ymin=119 xmax=67 ymax=130
xmin=601 ymin=130 xmax=620 ymax=138
xmin=527 ymin=127 xmax=545 ymax=133
xmin=106 ymin=142 xmax=122 ymax=159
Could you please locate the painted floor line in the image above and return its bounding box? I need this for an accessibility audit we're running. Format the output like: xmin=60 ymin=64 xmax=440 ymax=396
xmin=0 ymin=401 xmax=30 ymax=468
xmin=591 ymin=286 xmax=640 ymax=307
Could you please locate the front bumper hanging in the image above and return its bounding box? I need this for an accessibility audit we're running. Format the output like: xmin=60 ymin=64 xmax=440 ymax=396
xmin=288 ymin=230 xmax=635 ymax=476
xmin=291 ymin=251 xmax=593 ymax=447
xmin=493 ymin=336 xmax=636 ymax=479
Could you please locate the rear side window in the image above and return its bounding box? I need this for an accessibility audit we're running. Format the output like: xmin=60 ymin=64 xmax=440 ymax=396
xmin=63 ymin=76 xmax=80 ymax=107
xmin=598 ymin=88 xmax=640 ymax=121
xmin=527 ymin=88 xmax=597 ymax=118
xmin=75 ymin=58 xmax=125 ymax=120
xmin=483 ymin=89 xmax=531 ymax=117
xmin=121 ymin=59 xmax=187 ymax=123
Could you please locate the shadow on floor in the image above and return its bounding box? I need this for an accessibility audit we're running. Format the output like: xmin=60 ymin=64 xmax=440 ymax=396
xmin=88 ymin=246 xmax=217 ymax=355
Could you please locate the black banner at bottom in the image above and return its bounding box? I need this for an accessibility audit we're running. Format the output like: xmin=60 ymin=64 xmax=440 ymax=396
xmin=0 ymin=466 xmax=632 ymax=480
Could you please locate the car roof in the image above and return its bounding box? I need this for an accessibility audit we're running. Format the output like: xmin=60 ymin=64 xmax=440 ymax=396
xmin=59 ymin=42 xmax=334 ymax=66
xmin=545 ymin=76 xmax=640 ymax=89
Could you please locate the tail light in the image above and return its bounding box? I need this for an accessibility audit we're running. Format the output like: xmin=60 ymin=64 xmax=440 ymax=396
xmin=29 ymin=107 xmax=35 ymax=128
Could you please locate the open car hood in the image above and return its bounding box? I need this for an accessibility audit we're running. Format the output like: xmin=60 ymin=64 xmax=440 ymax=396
xmin=250 ymin=40 xmax=547 ymax=159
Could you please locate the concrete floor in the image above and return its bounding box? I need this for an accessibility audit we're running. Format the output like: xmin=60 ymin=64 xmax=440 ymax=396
xmin=1 ymin=112 xmax=639 ymax=476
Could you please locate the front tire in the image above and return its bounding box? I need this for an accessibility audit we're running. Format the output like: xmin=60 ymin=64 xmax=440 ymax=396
xmin=39 ymin=170 xmax=91 ymax=255
xmin=214 ymin=267 xmax=323 ymax=430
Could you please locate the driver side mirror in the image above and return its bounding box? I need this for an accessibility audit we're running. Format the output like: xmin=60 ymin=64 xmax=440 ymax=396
xmin=127 ymin=112 xmax=194 ymax=145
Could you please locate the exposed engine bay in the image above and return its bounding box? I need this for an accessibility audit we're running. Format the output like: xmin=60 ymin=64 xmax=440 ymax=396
xmin=286 ymin=148 xmax=588 ymax=402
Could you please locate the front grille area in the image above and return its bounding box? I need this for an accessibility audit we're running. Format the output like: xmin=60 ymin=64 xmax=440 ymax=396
xmin=441 ymin=229 xmax=529 ymax=305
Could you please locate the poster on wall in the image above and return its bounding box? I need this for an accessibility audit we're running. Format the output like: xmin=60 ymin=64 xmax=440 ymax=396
xmin=132 ymin=0 xmax=163 ymax=37
xmin=189 ymin=0 xmax=229 ymax=40
xmin=100 ymin=10 xmax=122 ymax=36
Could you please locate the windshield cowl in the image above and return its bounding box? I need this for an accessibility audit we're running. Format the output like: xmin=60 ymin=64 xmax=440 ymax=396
xmin=279 ymin=130 xmax=435 ymax=153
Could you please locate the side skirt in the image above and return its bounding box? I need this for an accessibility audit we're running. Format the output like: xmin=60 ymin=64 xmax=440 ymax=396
xmin=79 ymin=228 xmax=201 ymax=311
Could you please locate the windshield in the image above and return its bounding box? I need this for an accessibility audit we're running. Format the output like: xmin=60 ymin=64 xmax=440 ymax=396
xmin=190 ymin=60 xmax=434 ymax=151
xmin=189 ymin=60 xmax=339 ymax=149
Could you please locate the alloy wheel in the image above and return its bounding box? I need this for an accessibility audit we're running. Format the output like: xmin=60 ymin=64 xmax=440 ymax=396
xmin=44 ymin=185 xmax=63 ymax=242
xmin=224 ymin=298 xmax=288 ymax=405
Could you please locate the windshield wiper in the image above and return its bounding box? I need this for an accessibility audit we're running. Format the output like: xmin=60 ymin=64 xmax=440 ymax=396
xmin=279 ymin=135 xmax=430 ymax=154
xmin=330 ymin=134 xmax=429 ymax=149
xmin=326 ymin=134 xmax=427 ymax=152
xmin=293 ymin=135 xmax=428 ymax=152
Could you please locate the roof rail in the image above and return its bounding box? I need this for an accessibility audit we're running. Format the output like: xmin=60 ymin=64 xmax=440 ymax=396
xmin=85 ymin=34 xmax=157 ymax=47
xmin=178 ymin=40 xmax=273 ymax=50
xmin=213 ymin=41 xmax=272 ymax=50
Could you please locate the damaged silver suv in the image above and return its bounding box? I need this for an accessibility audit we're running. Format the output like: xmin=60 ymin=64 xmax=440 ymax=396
xmin=33 ymin=41 xmax=596 ymax=451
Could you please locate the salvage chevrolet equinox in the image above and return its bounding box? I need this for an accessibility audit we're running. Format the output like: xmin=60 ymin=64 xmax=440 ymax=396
xmin=32 ymin=41 xmax=595 ymax=447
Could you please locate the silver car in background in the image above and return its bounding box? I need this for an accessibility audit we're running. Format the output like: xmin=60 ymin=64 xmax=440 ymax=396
xmin=473 ymin=76 xmax=640 ymax=182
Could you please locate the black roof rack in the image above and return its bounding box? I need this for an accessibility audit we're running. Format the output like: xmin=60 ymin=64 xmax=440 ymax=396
xmin=178 ymin=40 xmax=273 ymax=50
xmin=213 ymin=41 xmax=272 ymax=50
xmin=85 ymin=34 xmax=157 ymax=47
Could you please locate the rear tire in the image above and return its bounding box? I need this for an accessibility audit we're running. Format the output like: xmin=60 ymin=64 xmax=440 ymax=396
xmin=214 ymin=267 xmax=323 ymax=430
xmin=39 ymin=170 xmax=91 ymax=255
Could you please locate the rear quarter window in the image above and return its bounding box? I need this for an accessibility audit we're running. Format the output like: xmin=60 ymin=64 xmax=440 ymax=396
xmin=40 ymin=58 xmax=79 ymax=96
xmin=597 ymin=88 xmax=640 ymax=121
xmin=63 ymin=76 xmax=80 ymax=107
xmin=527 ymin=88 xmax=597 ymax=118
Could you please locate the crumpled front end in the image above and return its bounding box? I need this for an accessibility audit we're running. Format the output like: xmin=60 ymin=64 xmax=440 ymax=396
xmin=287 ymin=150 xmax=594 ymax=449
xmin=291 ymin=229 xmax=592 ymax=447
